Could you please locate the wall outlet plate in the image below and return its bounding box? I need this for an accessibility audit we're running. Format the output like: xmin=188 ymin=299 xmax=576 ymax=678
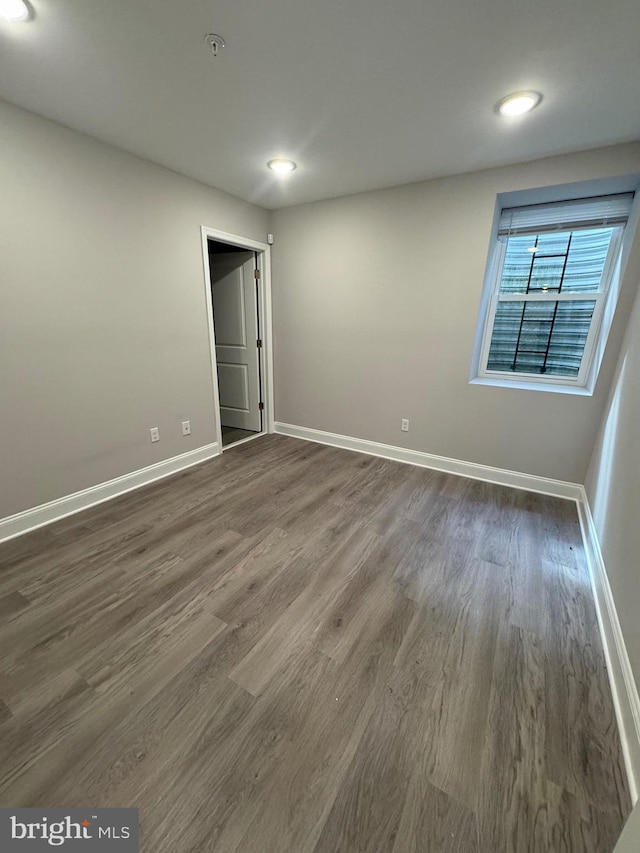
xmin=182 ymin=420 xmax=191 ymax=436
xmin=401 ymin=419 xmax=409 ymax=432
xmin=150 ymin=427 xmax=160 ymax=442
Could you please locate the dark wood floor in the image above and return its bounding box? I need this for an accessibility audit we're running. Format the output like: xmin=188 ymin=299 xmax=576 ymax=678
xmin=0 ymin=435 xmax=631 ymax=852
xmin=221 ymin=426 xmax=259 ymax=447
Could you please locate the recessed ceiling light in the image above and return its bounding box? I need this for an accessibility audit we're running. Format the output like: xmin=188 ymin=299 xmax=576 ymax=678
xmin=497 ymin=91 xmax=542 ymax=117
xmin=0 ymin=0 xmax=29 ymax=21
xmin=267 ymin=159 xmax=297 ymax=174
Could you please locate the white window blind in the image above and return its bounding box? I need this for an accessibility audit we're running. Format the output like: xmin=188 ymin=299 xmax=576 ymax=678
xmin=498 ymin=193 xmax=634 ymax=237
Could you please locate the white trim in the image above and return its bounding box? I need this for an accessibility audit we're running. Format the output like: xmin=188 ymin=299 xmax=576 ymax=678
xmin=479 ymin=367 xmax=586 ymax=388
xmin=577 ymin=489 xmax=640 ymax=804
xmin=0 ymin=443 xmax=220 ymax=544
xmin=273 ymin=422 xmax=582 ymax=500
xmin=200 ymin=226 xmax=270 ymax=254
xmin=470 ymin=376 xmax=593 ymax=396
xmin=261 ymin=249 xmax=275 ymax=433
xmin=496 ymin=291 xmax=607 ymax=302
xmin=200 ymin=226 xmax=274 ymax=446
xmin=200 ymin=228 xmax=224 ymax=451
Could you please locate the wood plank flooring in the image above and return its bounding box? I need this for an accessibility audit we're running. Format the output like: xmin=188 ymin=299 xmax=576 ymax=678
xmin=221 ymin=426 xmax=259 ymax=447
xmin=0 ymin=435 xmax=631 ymax=852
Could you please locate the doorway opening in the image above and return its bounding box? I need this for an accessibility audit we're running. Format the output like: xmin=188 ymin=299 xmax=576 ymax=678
xmin=201 ymin=228 xmax=273 ymax=452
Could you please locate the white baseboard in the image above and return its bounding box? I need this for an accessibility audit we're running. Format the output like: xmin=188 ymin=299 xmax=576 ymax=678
xmin=577 ymin=491 xmax=640 ymax=805
xmin=274 ymin=422 xmax=582 ymax=500
xmin=0 ymin=442 xmax=221 ymax=544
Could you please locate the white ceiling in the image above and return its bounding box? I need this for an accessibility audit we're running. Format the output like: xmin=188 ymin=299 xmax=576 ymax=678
xmin=1 ymin=0 xmax=639 ymax=209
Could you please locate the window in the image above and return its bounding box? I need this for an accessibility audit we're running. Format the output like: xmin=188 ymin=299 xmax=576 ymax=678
xmin=475 ymin=192 xmax=635 ymax=391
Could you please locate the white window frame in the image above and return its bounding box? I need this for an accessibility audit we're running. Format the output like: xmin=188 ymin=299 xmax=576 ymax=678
xmin=477 ymin=226 xmax=625 ymax=390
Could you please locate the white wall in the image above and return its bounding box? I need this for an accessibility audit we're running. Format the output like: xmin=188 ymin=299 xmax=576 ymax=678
xmin=2 ymin=96 xmax=639 ymax=523
xmin=586 ymin=282 xmax=640 ymax=691
xmin=271 ymin=144 xmax=640 ymax=483
xmin=614 ymin=799 xmax=640 ymax=852
xmin=0 ymin=100 xmax=269 ymax=519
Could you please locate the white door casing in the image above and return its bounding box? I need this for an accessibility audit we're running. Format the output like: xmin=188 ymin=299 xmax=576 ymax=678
xmin=210 ymin=251 xmax=262 ymax=432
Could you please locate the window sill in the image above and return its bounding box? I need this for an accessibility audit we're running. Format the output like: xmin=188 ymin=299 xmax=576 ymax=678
xmin=469 ymin=376 xmax=594 ymax=396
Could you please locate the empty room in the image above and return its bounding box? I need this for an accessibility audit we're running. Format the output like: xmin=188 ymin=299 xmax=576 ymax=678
xmin=1 ymin=2 xmax=640 ymax=852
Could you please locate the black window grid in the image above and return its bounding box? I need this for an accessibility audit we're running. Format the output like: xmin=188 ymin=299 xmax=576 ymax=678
xmin=509 ymin=234 xmax=573 ymax=374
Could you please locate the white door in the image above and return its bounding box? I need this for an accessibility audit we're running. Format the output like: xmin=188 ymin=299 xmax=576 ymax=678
xmin=210 ymin=251 xmax=262 ymax=432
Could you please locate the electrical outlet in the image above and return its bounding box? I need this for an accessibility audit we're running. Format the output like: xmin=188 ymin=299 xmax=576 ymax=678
xmin=182 ymin=420 xmax=191 ymax=436
xmin=401 ymin=419 xmax=409 ymax=432
xmin=150 ymin=427 xmax=160 ymax=443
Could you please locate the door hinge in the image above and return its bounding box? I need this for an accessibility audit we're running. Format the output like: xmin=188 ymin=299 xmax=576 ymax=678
xmin=256 ymin=339 xmax=262 ymax=348
xmin=254 ymin=269 xmax=261 ymax=280
xmin=259 ymin=402 xmax=264 ymax=411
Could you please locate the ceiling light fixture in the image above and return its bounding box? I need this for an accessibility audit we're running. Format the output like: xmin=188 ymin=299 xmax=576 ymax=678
xmin=267 ymin=159 xmax=297 ymax=174
xmin=497 ymin=91 xmax=542 ymax=117
xmin=0 ymin=0 xmax=29 ymax=21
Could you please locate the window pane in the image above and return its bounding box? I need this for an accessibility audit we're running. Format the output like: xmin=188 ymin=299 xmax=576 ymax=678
xmin=546 ymin=301 xmax=596 ymax=375
xmin=499 ymin=227 xmax=614 ymax=295
xmin=528 ymin=233 xmax=572 ymax=293
xmin=487 ymin=300 xmax=596 ymax=377
xmin=562 ymin=228 xmax=614 ymax=292
xmin=534 ymin=232 xmax=571 ymax=255
xmin=499 ymin=236 xmax=535 ymax=294
xmin=528 ymin=255 xmax=565 ymax=292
